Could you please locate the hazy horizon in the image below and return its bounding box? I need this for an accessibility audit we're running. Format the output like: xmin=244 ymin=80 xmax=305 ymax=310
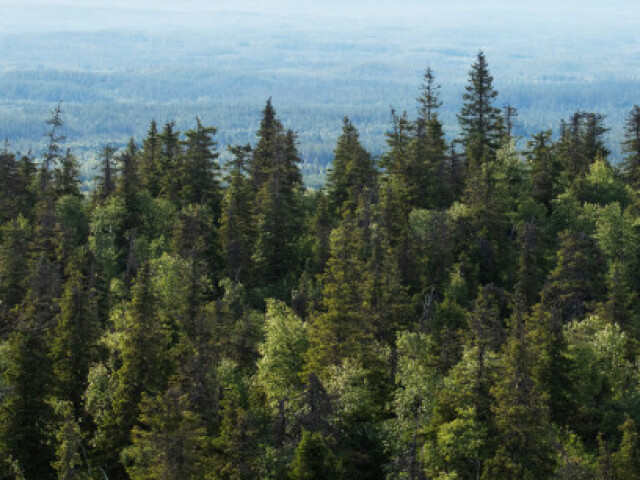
xmin=1 ymin=0 xmax=639 ymax=182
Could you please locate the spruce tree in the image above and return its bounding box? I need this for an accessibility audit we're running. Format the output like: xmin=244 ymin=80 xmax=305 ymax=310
xmin=289 ymin=431 xmax=339 ymax=480
xmin=95 ymin=144 xmax=117 ymax=203
xmin=251 ymin=115 xmax=303 ymax=293
xmin=622 ymin=105 xmax=640 ymax=188
xmin=527 ymin=130 xmax=558 ymax=214
xmin=414 ymin=69 xmax=449 ymax=208
xmin=51 ymin=268 xmax=100 ymax=416
xmin=97 ymin=264 xmax=171 ymax=478
xmin=140 ymin=120 xmax=161 ymax=197
xmin=306 ymin=209 xmax=370 ymax=377
xmin=458 ymin=51 xmax=502 ymax=165
xmin=326 ymin=117 xmax=377 ymax=215
xmin=250 ymin=98 xmax=282 ymax=191
xmin=484 ymin=294 xmax=555 ymax=479
xmin=220 ymin=144 xmax=253 ymax=283
xmin=180 ymin=117 xmax=222 ymax=214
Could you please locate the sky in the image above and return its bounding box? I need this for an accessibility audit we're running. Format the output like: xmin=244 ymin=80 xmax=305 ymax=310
xmin=2 ymin=0 xmax=639 ymax=33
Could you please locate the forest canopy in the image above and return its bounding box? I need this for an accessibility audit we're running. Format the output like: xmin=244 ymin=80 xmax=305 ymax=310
xmin=2 ymin=52 xmax=640 ymax=479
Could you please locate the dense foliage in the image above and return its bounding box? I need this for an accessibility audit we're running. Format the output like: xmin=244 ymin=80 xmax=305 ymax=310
xmin=2 ymin=52 xmax=640 ymax=479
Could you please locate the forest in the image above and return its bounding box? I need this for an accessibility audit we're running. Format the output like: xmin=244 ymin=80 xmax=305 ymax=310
xmin=2 ymin=51 xmax=640 ymax=479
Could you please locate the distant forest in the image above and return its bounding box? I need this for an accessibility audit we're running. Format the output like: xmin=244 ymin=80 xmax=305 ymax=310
xmin=2 ymin=51 xmax=640 ymax=479
xmin=1 ymin=27 xmax=638 ymax=189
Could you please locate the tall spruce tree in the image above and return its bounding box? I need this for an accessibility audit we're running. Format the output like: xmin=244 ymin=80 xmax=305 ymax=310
xmin=622 ymin=105 xmax=640 ymax=188
xmin=251 ymin=103 xmax=303 ymax=293
xmin=458 ymin=51 xmax=502 ymax=166
xmin=221 ymin=144 xmax=253 ymax=283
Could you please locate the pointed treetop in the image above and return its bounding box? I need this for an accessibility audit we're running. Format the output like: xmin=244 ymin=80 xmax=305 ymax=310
xmin=417 ymin=67 xmax=443 ymax=123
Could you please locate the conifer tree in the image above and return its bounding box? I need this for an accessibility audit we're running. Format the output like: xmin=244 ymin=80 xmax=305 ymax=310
xmin=180 ymin=117 xmax=222 ymax=214
xmin=0 ymin=150 xmax=35 ymax=223
xmin=326 ymin=117 xmax=377 ymax=215
xmin=0 ymin=216 xmax=31 ymax=314
xmin=484 ymin=294 xmax=555 ymax=479
xmin=310 ymin=190 xmax=332 ymax=275
xmin=583 ymin=112 xmax=610 ymax=162
xmin=0 ymin=325 xmax=56 ymax=479
xmin=40 ymin=101 xmax=65 ymax=194
xmin=289 ymin=431 xmax=339 ymax=480
xmin=140 ymin=120 xmax=161 ymax=197
xmin=97 ymin=264 xmax=171 ymax=477
xmin=527 ymin=130 xmax=558 ymax=214
xmin=249 ymin=98 xmax=281 ymax=190
xmin=51 ymin=268 xmax=100 ymax=416
xmin=251 ymin=117 xmax=303 ymax=292
xmin=458 ymin=51 xmax=502 ymax=165
xmin=544 ymin=231 xmax=607 ymax=325
xmin=221 ymin=144 xmax=253 ymax=283
xmin=622 ymin=105 xmax=640 ymax=188
xmin=122 ymin=388 xmax=211 ymax=480
xmin=381 ymin=108 xmax=413 ymax=188
xmin=115 ymin=138 xmax=142 ymax=283
xmin=55 ymin=148 xmax=81 ymax=198
xmin=158 ymin=121 xmax=182 ymax=202
xmin=306 ymin=209 xmax=370 ymax=377
xmin=413 ymin=69 xmax=449 ymax=209
xmin=611 ymin=417 xmax=640 ymax=480
xmin=95 ymin=144 xmax=117 ymax=202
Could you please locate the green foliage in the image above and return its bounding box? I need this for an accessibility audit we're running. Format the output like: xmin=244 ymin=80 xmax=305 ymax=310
xmin=289 ymin=431 xmax=340 ymax=480
xmin=3 ymin=53 xmax=640 ymax=480
xmin=458 ymin=51 xmax=502 ymax=164
xmin=326 ymin=117 xmax=377 ymax=215
xmin=122 ymin=389 xmax=211 ymax=480
xmin=256 ymin=299 xmax=309 ymax=407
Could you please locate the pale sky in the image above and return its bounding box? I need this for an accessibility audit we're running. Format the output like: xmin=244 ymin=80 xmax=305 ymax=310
xmin=1 ymin=0 xmax=638 ymax=33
